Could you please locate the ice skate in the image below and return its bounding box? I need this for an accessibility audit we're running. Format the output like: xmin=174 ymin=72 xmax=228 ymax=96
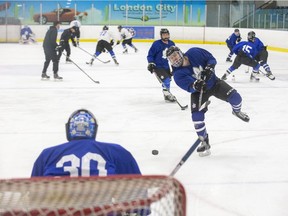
xmin=41 ymin=73 xmax=50 ymax=80
xmin=134 ymin=48 xmax=138 ymax=53
xmin=226 ymin=57 xmax=232 ymax=62
xmin=266 ymin=71 xmax=275 ymax=80
xmin=232 ymin=110 xmax=250 ymax=122
xmin=113 ymin=59 xmax=119 ymax=65
xmin=163 ymin=89 xmax=176 ymax=103
xmin=197 ymin=135 xmax=211 ymax=157
xmin=86 ymin=58 xmax=94 ymax=66
xmin=54 ymin=73 xmax=63 ymax=81
xmin=66 ymin=57 xmax=72 ymax=63
xmin=123 ymin=49 xmax=128 ymax=54
xmin=221 ymin=70 xmax=231 ymax=81
xmin=250 ymin=71 xmax=260 ymax=82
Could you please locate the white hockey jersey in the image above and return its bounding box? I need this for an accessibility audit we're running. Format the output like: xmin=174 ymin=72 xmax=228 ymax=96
xmin=119 ymin=28 xmax=133 ymax=40
xmin=98 ymin=30 xmax=117 ymax=43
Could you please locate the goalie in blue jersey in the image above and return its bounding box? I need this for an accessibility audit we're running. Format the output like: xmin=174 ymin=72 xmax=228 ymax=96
xmin=166 ymin=46 xmax=250 ymax=157
xmin=31 ymin=109 xmax=141 ymax=177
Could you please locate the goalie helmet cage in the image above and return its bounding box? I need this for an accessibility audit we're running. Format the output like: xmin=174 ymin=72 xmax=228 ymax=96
xmin=0 ymin=175 xmax=186 ymax=216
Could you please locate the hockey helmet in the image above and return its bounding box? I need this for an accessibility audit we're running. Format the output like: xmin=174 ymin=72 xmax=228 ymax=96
xmin=66 ymin=109 xmax=98 ymax=141
xmin=166 ymin=46 xmax=184 ymax=68
xmin=103 ymin=25 xmax=109 ymax=30
xmin=160 ymin=28 xmax=170 ymax=41
xmin=247 ymin=31 xmax=256 ymax=42
xmin=118 ymin=25 xmax=123 ymax=30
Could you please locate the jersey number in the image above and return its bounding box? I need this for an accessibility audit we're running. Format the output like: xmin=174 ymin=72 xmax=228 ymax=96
xmin=242 ymin=45 xmax=252 ymax=54
xmin=56 ymin=152 xmax=107 ymax=177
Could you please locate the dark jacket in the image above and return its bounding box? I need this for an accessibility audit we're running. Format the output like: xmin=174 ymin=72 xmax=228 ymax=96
xmin=60 ymin=28 xmax=75 ymax=45
xmin=43 ymin=26 xmax=58 ymax=49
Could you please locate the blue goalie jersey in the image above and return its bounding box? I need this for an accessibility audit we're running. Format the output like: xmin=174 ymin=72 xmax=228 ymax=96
xmin=31 ymin=139 xmax=141 ymax=177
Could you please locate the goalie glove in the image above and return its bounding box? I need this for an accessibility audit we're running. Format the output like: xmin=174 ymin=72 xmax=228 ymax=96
xmin=192 ymin=80 xmax=206 ymax=92
xmin=147 ymin=62 xmax=156 ymax=73
xmin=201 ymin=65 xmax=215 ymax=81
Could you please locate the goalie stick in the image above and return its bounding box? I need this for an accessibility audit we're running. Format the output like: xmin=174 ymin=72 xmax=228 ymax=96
xmin=170 ymin=138 xmax=201 ymax=176
xmin=77 ymin=46 xmax=111 ymax=64
xmin=62 ymin=53 xmax=100 ymax=84
xmin=153 ymin=72 xmax=188 ymax=110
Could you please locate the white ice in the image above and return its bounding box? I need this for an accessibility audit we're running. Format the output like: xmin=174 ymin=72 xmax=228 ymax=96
xmin=0 ymin=42 xmax=288 ymax=216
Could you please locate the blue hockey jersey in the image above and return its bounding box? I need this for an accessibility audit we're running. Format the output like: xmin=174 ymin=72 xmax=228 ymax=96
xmin=147 ymin=39 xmax=175 ymax=70
xmin=20 ymin=26 xmax=33 ymax=36
xmin=172 ymin=47 xmax=217 ymax=94
xmin=232 ymin=41 xmax=258 ymax=58
xmin=253 ymin=37 xmax=265 ymax=54
xmin=226 ymin=32 xmax=241 ymax=48
xmin=31 ymin=139 xmax=141 ymax=177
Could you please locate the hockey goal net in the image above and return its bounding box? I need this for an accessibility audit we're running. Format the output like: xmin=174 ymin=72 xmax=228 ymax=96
xmin=0 ymin=175 xmax=186 ymax=216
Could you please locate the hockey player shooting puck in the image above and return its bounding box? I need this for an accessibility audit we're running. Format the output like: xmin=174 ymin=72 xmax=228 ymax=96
xmin=152 ymin=150 xmax=159 ymax=155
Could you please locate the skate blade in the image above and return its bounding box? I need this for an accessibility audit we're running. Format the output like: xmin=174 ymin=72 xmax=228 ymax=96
xmin=199 ymin=150 xmax=211 ymax=157
xmin=54 ymin=79 xmax=63 ymax=82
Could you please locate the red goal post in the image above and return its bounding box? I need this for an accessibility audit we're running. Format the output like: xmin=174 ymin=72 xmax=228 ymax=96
xmin=0 ymin=175 xmax=186 ymax=216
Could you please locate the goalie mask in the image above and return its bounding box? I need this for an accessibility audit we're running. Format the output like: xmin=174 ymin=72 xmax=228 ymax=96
xmin=166 ymin=46 xmax=184 ymax=68
xmin=66 ymin=109 xmax=98 ymax=141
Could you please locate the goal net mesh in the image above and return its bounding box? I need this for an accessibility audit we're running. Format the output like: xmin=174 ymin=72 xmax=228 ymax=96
xmin=0 ymin=175 xmax=186 ymax=216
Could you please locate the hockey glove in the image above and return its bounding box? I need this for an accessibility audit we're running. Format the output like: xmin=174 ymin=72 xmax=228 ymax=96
xmin=147 ymin=63 xmax=156 ymax=73
xmin=192 ymin=80 xmax=206 ymax=92
xmin=236 ymin=36 xmax=242 ymax=43
xmin=110 ymin=40 xmax=114 ymax=46
xmin=201 ymin=65 xmax=215 ymax=81
xmin=116 ymin=40 xmax=120 ymax=45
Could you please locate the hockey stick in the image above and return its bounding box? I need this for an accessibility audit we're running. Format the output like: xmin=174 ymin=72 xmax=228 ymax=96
xmin=77 ymin=46 xmax=111 ymax=64
xmin=63 ymin=53 xmax=100 ymax=84
xmin=170 ymin=138 xmax=201 ymax=176
xmin=153 ymin=72 xmax=188 ymax=110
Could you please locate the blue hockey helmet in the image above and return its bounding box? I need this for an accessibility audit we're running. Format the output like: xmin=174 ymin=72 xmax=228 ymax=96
xmin=166 ymin=46 xmax=184 ymax=67
xmin=66 ymin=109 xmax=98 ymax=141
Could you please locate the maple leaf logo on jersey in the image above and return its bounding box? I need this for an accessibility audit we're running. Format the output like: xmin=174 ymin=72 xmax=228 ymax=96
xmin=162 ymin=48 xmax=168 ymax=59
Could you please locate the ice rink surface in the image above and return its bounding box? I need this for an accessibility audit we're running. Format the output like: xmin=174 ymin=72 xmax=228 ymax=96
xmin=0 ymin=41 xmax=288 ymax=216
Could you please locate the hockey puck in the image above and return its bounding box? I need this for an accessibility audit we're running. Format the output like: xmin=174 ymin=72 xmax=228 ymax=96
xmin=152 ymin=150 xmax=159 ymax=155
